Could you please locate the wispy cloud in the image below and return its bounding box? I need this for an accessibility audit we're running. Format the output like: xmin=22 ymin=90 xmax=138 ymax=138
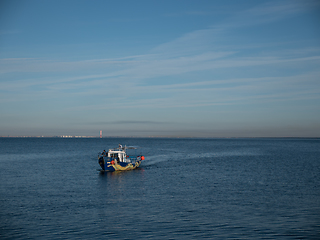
xmin=1 ymin=0 xmax=319 ymax=110
xmin=89 ymin=120 xmax=172 ymax=125
xmin=220 ymin=0 xmax=304 ymax=28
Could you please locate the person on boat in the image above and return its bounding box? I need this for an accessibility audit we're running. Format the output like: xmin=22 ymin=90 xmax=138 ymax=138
xmin=102 ymin=150 xmax=106 ymax=156
xmin=119 ymin=144 xmax=122 ymax=149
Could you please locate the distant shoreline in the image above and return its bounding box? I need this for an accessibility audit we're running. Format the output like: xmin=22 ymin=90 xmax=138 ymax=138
xmin=0 ymin=136 xmax=319 ymax=139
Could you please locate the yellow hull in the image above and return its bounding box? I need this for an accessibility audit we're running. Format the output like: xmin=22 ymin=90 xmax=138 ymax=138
xmin=103 ymin=160 xmax=141 ymax=172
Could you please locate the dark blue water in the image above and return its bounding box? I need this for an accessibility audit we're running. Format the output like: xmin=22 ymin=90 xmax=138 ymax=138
xmin=1 ymin=138 xmax=319 ymax=239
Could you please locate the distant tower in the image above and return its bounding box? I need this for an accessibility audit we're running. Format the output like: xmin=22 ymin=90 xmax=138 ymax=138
xmin=100 ymin=130 xmax=102 ymax=138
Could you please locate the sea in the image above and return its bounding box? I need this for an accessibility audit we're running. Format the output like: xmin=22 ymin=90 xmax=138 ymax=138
xmin=0 ymin=137 xmax=319 ymax=239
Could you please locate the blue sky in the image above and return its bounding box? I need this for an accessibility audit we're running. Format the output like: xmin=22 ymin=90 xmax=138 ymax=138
xmin=0 ymin=0 xmax=319 ymax=137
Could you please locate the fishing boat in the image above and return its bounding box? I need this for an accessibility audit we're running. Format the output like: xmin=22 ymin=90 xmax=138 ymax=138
xmin=98 ymin=144 xmax=145 ymax=172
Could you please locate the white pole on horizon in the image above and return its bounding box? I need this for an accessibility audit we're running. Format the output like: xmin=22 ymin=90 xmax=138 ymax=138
xmin=100 ymin=130 xmax=102 ymax=138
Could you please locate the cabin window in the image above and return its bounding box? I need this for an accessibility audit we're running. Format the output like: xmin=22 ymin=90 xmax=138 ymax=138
xmin=111 ymin=153 xmax=118 ymax=159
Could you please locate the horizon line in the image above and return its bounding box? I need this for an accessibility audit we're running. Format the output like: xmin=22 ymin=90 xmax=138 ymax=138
xmin=0 ymin=136 xmax=319 ymax=139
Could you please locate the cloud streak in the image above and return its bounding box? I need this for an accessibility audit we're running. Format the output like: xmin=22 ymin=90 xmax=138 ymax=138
xmin=89 ymin=120 xmax=173 ymax=125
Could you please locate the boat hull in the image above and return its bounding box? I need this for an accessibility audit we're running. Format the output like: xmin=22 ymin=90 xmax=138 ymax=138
xmin=99 ymin=159 xmax=141 ymax=172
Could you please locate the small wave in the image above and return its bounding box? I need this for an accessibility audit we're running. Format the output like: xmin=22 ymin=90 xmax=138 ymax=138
xmin=185 ymin=150 xmax=261 ymax=159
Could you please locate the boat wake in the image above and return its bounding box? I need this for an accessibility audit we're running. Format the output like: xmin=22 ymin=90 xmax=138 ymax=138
xmin=142 ymin=154 xmax=172 ymax=166
xmin=142 ymin=148 xmax=261 ymax=166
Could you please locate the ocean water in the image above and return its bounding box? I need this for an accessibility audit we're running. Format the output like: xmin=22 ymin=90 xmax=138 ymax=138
xmin=0 ymin=137 xmax=319 ymax=239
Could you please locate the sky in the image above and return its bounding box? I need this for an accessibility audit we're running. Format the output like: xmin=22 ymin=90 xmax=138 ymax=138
xmin=0 ymin=0 xmax=320 ymax=137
